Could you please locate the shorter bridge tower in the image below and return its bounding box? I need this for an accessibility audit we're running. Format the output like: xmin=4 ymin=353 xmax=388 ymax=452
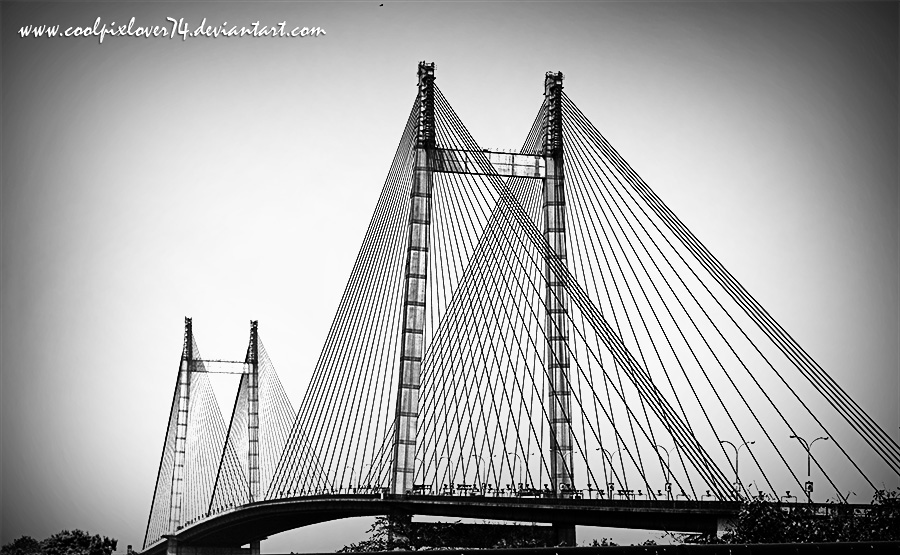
xmin=247 ymin=320 xmax=260 ymax=504
xmin=167 ymin=318 xmax=194 ymax=535
xmin=146 ymin=319 xmax=292 ymax=555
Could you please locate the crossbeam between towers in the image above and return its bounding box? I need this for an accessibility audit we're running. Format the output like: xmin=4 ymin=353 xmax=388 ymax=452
xmin=433 ymin=148 xmax=546 ymax=178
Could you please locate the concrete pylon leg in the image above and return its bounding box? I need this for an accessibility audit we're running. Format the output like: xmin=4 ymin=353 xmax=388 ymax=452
xmin=161 ymin=535 xmax=260 ymax=555
xmin=542 ymin=71 xmax=574 ymax=495
xmin=391 ymin=61 xmax=435 ymax=496
xmin=553 ymin=524 xmax=576 ymax=546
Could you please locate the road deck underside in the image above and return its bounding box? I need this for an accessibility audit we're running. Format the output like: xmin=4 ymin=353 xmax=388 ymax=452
xmin=143 ymin=495 xmax=742 ymax=554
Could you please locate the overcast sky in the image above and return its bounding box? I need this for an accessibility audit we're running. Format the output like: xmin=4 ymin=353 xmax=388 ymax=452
xmin=2 ymin=1 xmax=897 ymax=552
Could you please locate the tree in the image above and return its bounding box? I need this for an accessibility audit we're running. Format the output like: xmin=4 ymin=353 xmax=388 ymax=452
xmin=2 ymin=530 xmax=116 ymax=555
xmin=337 ymin=515 xmax=556 ymax=551
xmin=680 ymin=488 xmax=900 ymax=544
xmin=336 ymin=517 xmax=395 ymax=552
xmin=1 ymin=537 xmax=41 ymax=555
xmin=40 ymin=530 xmax=117 ymax=555
xmin=864 ymin=488 xmax=900 ymax=541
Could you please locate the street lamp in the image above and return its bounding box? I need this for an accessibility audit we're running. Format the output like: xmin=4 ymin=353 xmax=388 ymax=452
xmin=414 ymin=456 xmax=429 ymax=493
xmin=468 ymin=455 xmax=488 ymax=487
xmin=790 ymin=435 xmax=827 ymax=502
xmin=653 ymin=444 xmax=672 ymax=500
xmin=597 ymin=448 xmax=621 ymax=498
xmin=719 ymin=439 xmax=754 ymax=491
xmin=789 ymin=435 xmax=828 ymax=477
xmin=340 ymin=464 xmax=355 ymax=493
xmin=506 ymin=451 xmax=526 ymax=485
xmin=360 ymin=462 xmax=373 ymax=489
xmin=597 ymin=448 xmax=621 ymax=470
xmin=435 ymin=455 xmax=453 ymax=493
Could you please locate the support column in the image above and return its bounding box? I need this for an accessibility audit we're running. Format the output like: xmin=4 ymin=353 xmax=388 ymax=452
xmin=246 ymin=321 xmax=260 ymax=503
xmin=542 ymin=72 xmax=575 ymax=496
xmin=392 ymin=61 xmax=435 ymax=496
xmin=553 ymin=524 xmax=576 ymax=547
xmin=168 ymin=318 xmax=193 ymax=533
xmin=163 ymin=539 xmax=252 ymax=555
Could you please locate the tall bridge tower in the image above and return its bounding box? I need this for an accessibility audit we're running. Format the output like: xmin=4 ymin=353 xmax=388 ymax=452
xmin=389 ymin=64 xmax=577 ymax=501
xmin=391 ymin=61 xmax=435 ymax=496
xmin=542 ymin=71 xmax=575 ymax=496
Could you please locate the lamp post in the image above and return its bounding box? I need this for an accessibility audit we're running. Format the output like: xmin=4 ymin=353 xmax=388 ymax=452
xmin=653 ymin=445 xmax=672 ymax=500
xmin=359 ymin=462 xmax=374 ymax=493
xmin=340 ymin=464 xmax=355 ymax=494
xmin=598 ymin=448 xmax=621 ymax=470
xmin=597 ymin=448 xmax=620 ymax=498
xmin=506 ymin=451 xmax=526 ymax=486
xmin=414 ymin=456 xmax=428 ymax=493
xmin=719 ymin=439 xmax=754 ymax=491
xmin=790 ymin=435 xmax=827 ymax=502
xmin=789 ymin=435 xmax=828 ymax=477
xmin=434 ymin=455 xmax=454 ymax=494
xmin=468 ymin=455 xmax=488 ymax=487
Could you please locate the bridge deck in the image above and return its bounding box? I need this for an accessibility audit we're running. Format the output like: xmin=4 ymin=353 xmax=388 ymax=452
xmin=143 ymin=495 xmax=743 ymax=555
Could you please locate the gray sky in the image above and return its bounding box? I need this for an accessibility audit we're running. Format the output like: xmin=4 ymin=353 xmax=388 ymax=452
xmin=2 ymin=1 xmax=897 ymax=551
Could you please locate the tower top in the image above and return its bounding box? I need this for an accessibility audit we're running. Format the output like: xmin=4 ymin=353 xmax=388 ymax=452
xmin=246 ymin=320 xmax=259 ymax=365
xmin=418 ymin=61 xmax=435 ymax=79
xmin=416 ymin=61 xmax=436 ymax=149
xmin=543 ymin=71 xmax=564 ymax=156
xmin=544 ymin=71 xmax=563 ymax=96
xmin=182 ymin=317 xmax=193 ymax=361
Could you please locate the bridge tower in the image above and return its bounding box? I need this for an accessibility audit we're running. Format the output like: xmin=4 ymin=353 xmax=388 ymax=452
xmin=543 ymin=71 xmax=576 ymax=546
xmin=542 ymin=71 xmax=575 ymax=496
xmin=391 ymin=61 xmax=436 ymax=496
xmin=245 ymin=321 xmax=261 ymax=555
xmin=246 ymin=320 xmax=260 ymax=503
xmin=167 ymin=317 xmax=193 ymax=534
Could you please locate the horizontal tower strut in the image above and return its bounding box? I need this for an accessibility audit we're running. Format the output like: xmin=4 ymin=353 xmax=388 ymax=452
xmin=188 ymin=360 xmax=248 ymax=374
xmin=433 ymin=148 xmax=546 ymax=178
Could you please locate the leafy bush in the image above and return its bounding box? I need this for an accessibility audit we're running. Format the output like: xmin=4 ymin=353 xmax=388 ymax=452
xmin=338 ymin=515 xmax=556 ymax=551
xmin=681 ymin=488 xmax=899 ymax=544
xmin=2 ymin=531 xmax=116 ymax=555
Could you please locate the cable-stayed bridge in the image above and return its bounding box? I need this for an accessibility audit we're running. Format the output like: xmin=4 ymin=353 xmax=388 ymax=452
xmin=141 ymin=63 xmax=900 ymax=554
